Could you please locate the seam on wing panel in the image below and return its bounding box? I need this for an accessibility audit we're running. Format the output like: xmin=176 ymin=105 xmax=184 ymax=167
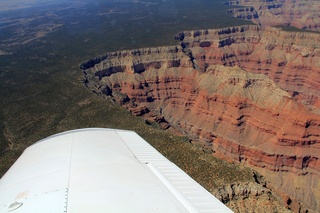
xmin=147 ymin=163 xmax=200 ymax=213
xmin=116 ymin=130 xmax=232 ymax=213
xmin=116 ymin=131 xmax=167 ymax=164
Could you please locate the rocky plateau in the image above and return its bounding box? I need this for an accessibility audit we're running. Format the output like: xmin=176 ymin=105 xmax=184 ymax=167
xmin=225 ymin=0 xmax=320 ymax=32
xmin=81 ymin=25 xmax=320 ymax=212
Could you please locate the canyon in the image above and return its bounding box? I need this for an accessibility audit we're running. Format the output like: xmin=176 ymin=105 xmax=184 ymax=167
xmin=225 ymin=0 xmax=320 ymax=32
xmin=81 ymin=25 xmax=320 ymax=212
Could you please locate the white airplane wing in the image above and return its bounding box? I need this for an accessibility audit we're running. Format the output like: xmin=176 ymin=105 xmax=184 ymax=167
xmin=0 ymin=128 xmax=232 ymax=213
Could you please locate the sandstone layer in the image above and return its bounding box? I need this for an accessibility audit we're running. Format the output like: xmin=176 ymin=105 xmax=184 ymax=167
xmin=225 ymin=0 xmax=320 ymax=32
xmin=81 ymin=25 xmax=320 ymax=212
xmin=213 ymin=182 xmax=291 ymax=213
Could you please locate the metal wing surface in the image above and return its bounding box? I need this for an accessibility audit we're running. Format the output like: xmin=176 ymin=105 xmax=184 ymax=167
xmin=0 ymin=128 xmax=233 ymax=213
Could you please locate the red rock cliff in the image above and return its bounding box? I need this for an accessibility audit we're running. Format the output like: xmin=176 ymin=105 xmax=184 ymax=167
xmin=81 ymin=26 xmax=320 ymax=212
xmin=225 ymin=0 xmax=320 ymax=32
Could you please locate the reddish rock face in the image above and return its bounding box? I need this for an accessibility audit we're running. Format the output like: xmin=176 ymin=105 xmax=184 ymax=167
xmin=81 ymin=26 xmax=320 ymax=212
xmin=225 ymin=0 xmax=320 ymax=32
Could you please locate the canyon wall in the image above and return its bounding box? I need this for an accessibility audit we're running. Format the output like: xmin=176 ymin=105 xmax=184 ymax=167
xmin=81 ymin=25 xmax=320 ymax=212
xmin=225 ymin=0 xmax=320 ymax=32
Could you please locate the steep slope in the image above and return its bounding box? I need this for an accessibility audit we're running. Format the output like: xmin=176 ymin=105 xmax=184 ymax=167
xmin=81 ymin=26 xmax=320 ymax=212
xmin=225 ymin=0 xmax=320 ymax=32
xmin=179 ymin=25 xmax=320 ymax=112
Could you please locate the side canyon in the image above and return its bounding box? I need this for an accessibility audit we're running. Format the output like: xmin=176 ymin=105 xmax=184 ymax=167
xmin=81 ymin=25 xmax=320 ymax=212
xmin=225 ymin=0 xmax=320 ymax=32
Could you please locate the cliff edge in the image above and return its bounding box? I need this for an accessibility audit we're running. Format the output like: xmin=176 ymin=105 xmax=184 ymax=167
xmin=81 ymin=25 xmax=320 ymax=212
xmin=225 ymin=0 xmax=320 ymax=32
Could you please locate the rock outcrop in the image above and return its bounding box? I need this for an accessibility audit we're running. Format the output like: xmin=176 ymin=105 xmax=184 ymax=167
xmin=81 ymin=25 xmax=320 ymax=212
xmin=225 ymin=0 xmax=320 ymax=32
xmin=214 ymin=181 xmax=292 ymax=213
xmin=214 ymin=182 xmax=269 ymax=204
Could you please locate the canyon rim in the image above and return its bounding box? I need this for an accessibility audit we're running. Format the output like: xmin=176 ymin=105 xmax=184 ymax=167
xmin=81 ymin=25 xmax=320 ymax=212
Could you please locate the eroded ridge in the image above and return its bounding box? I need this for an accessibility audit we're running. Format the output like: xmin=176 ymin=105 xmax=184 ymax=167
xmin=81 ymin=25 xmax=320 ymax=212
xmin=225 ymin=0 xmax=320 ymax=32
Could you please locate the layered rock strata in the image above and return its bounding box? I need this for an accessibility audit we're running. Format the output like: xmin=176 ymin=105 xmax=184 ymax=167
xmin=214 ymin=182 xmax=292 ymax=213
xmin=225 ymin=0 xmax=320 ymax=32
xmin=81 ymin=25 xmax=320 ymax=212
